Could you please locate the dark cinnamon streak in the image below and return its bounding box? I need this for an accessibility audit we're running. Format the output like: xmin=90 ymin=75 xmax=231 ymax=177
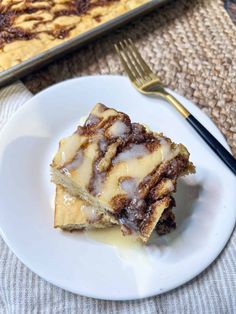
xmin=0 ymin=0 xmax=119 ymax=48
xmin=69 ymin=105 xmax=189 ymax=234
xmin=119 ymin=155 xmax=188 ymax=233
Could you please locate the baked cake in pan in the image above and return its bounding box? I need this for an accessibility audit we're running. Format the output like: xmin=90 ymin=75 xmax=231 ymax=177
xmin=51 ymin=104 xmax=195 ymax=241
xmin=0 ymin=0 xmax=149 ymax=71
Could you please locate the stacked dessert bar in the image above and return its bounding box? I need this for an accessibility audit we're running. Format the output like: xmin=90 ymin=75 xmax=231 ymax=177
xmin=51 ymin=104 xmax=195 ymax=242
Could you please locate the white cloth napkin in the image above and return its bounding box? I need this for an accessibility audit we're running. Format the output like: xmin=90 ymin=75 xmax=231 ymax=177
xmin=0 ymin=82 xmax=235 ymax=313
xmin=0 ymin=81 xmax=32 ymax=130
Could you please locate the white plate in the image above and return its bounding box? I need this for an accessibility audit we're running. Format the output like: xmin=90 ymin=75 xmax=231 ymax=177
xmin=0 ymin=76 xmax=235 ymax=301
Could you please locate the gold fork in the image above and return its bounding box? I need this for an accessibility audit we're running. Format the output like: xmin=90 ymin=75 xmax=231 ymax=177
xmin=115 ymin=39 xmax=236 ymax=175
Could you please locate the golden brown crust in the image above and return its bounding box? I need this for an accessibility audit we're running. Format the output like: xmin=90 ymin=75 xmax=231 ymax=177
xmin=140 ymin=196 xmax=172 ymax=242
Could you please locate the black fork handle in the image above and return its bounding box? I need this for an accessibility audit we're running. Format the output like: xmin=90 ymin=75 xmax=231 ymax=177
xmin=164 ymin=92 xmax=236 ymax=175
xmin=187 ymin=114 xmax=236 ymax=175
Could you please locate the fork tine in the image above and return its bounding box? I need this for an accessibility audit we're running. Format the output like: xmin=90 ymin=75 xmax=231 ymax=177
xmin=127 ymin=39 xmax=156 ymax=80
xmin=115 ymin=43 xmax=136 ymax=83
xmin=115 ymin=42 xmax=142 ymax=87
xmin=120 ymin=41 xmax=144 ymax=85
xmin=121 ymin=39 xmax=147 ymax=84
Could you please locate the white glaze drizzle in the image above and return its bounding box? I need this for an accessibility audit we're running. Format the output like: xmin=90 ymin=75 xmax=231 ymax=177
xmin=120 ymin=178 xmax=138 ymax=198
xmin=63 ymin=193 xmax=76 ymax=206
xmin=107 ymin=120 xmax=128 ymax=138
xmin=113 ymin=144 xmax=148 ymax=163
xmin=80 ymin=205 xmax=98 ymax=222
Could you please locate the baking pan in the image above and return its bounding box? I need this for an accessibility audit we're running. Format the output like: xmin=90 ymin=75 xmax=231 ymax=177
xmin=0 ymin=0 xmax=169 ymax=87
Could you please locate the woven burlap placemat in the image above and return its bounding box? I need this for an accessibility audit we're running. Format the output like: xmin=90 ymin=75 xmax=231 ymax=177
xmin=23 ymin=0 xmax=236 ymax=156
